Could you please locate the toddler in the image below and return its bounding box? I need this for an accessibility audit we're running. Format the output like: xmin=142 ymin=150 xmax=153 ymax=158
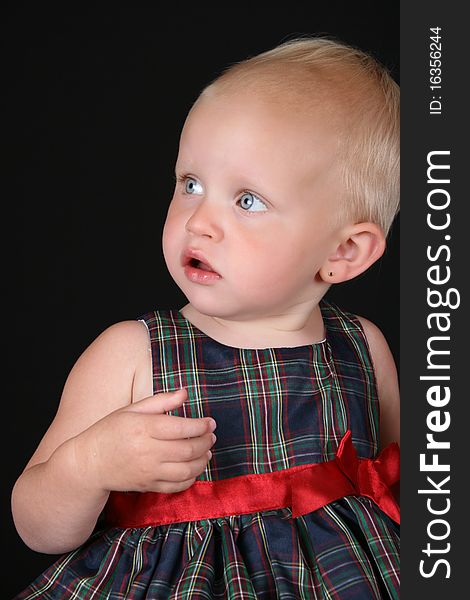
xmin=13 ymin=36 xmax=400 ymax=599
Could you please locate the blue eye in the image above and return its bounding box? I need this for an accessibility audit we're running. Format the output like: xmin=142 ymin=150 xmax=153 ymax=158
xmin=184 ymin=177 xmax=203 ymax=195
xmin=237 ymin=192 xmax=268 ymax=212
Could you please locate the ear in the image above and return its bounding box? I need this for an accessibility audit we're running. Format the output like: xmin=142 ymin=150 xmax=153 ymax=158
xmin=319 ymin=222 xmax=386 ymax=283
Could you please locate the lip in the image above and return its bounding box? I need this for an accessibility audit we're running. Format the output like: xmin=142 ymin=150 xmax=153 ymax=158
xmin=182 ymin=248 xmax=222 ymax=284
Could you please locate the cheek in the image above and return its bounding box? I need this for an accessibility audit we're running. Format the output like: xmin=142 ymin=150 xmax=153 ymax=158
xmin=244 ymin=225 xmax=306 ymax=264
xmin=230 ymin=230 xmax=306 ymax=282
xmin=232 ymin=224 xmax=327 ymax=294
xmin=162 ymin=210 xmax=183 ymax=265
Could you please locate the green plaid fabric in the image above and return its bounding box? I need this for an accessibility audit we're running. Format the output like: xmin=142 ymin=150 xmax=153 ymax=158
xmin=15 ymin=300 xmax=399 ymax=599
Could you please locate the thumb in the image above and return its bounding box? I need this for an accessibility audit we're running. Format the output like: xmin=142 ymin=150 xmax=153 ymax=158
xmin=127 ymin=388 xmax=188 ymax=414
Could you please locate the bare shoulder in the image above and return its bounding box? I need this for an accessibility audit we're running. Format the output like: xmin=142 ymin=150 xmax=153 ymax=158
xmin=60 ymin=319 xmax=150 ymax=407
xmin=69 ymin=319 xmax=149 ymax=378
xmin=356 ymin=315 xmax=400 ymax=448
xmin=24 ymin=320 xmax=150 ymax=469
xmin=356 ymin=316 xmax=397 ymax=378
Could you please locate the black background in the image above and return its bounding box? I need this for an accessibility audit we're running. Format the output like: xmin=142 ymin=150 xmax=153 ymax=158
xmin=4 ymin=4 xmax=399 ymax=596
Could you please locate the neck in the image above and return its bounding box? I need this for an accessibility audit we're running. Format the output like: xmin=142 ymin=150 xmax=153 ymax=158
xmin=180 ymin=300 xmax=326 ymax=349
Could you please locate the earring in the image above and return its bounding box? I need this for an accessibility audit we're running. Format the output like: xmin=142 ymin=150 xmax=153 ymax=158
xmin=328 ymin=271 xmax=334 ymax=276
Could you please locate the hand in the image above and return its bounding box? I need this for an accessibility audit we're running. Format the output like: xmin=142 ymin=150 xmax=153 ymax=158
xmin=75 ymin=389 xmax=217 ymax=494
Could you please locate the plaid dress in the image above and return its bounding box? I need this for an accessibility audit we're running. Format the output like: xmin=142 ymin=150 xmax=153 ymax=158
xmin=15 ymin=300 xmax=399 ymax=599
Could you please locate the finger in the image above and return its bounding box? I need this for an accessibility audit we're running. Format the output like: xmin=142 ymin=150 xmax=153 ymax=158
xmin=148 ymin=414 xmax=216 ymax=440
xmin=153 ymin=478 xmax=197 ymax=494
xmin=126 ymin=388 xmax=188 ymax=415
xmin=157 ymin=451 xmax=212 ymax=483
xmin=159 ymin=433 xmax=216 ymax=462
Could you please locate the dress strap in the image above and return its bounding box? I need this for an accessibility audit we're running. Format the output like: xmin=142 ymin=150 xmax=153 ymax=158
xmin=319 ymin=300 xmax=381 ymax=457
xmin=105 ymin=431 xmax=400 ymax=528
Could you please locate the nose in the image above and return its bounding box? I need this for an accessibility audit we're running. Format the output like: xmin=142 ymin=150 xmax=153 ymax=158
xmin=185 ymin=200 xmax=223 ymax=241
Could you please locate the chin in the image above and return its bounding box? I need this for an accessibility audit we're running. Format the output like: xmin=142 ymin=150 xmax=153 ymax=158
xmin=178 ymin=287 xmax=229 ymax=318
xmin=186 ymin=294 xmax=231 ymax=318
xmin=192 ymin=293 xmax=275 ymax=322
xmin=172 ymin=270 xmax=279 ymax=320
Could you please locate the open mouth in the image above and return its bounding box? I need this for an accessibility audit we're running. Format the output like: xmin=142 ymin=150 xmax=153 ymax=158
xmin=182 ymin=250 xmax=221 ymax=283
xmin=188 ymin=257 xmax=216 ymax=273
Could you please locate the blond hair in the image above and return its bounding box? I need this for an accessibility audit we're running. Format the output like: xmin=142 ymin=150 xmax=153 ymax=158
xmin=201 ymin=37 xmax=400 ymax=237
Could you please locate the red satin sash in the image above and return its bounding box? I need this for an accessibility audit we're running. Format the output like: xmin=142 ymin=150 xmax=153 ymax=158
xmin=105 ymin=430 xmax=400 ymax=528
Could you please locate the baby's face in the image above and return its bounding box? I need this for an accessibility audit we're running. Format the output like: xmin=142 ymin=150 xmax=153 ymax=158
xmin=163 ymin=91 xmax=345 ymax=321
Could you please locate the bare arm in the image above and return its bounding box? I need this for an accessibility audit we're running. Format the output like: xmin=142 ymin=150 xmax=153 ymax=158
xmin=357 ymin=316 xmax=400 ymax=449
xmin=12 ymin=318 xmax=216 ymax=555
xmin=11 ymin=320 xmax=148 ymax=553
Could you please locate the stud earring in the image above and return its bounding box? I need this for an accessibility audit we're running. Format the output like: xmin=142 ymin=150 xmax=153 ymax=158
xmin=328 ymin=271 xmax=334 ymax=277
